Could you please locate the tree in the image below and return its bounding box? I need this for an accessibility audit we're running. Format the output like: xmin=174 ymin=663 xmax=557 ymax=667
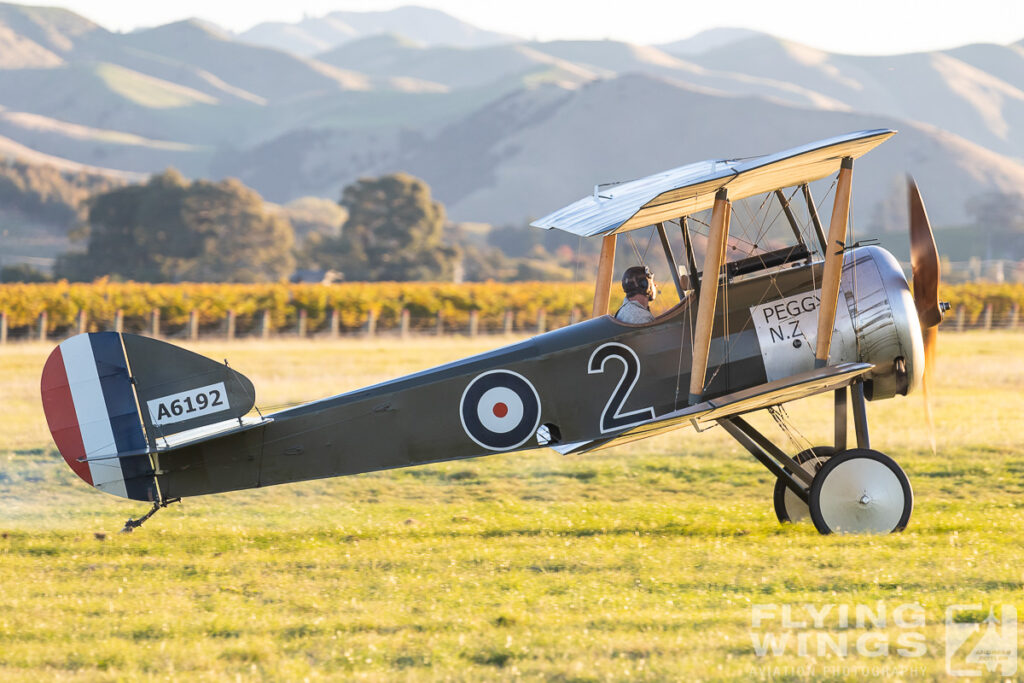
xmin=0 ymin=263 xmax=50 ymax=283
xmin=57 ymin=170 xmax=295 ymax=282
xmin=281 ymin=196 xmax=347 ymax=241
xmin=316 ymin=173 xmax=458 ymax=281
xmin=176 ymin=178 xmax=295 ymax=282
xmin=286 ymin=196 xmax=349 ymax=272
xmin=965 ymin=191 xmax=1024 ymax=260
xmin=0 ymin=158 xmax=121 ymax=229
xmin=966 ymin=192 xmax=1024 ymax=233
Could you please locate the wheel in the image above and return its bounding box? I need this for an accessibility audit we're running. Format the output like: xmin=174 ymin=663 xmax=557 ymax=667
xmin=808 ymin=449 xmax=913 ymax=535
xmin=773 ymin=447 xmax=834 ymax=523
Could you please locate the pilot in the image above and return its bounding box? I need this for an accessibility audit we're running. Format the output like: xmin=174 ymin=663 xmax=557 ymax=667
xmin=615 ymin=265 xmax=657 ymax=324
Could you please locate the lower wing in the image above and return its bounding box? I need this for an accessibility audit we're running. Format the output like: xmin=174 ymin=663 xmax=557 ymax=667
xmin=554 ymin=362 xmax=874 ymax=455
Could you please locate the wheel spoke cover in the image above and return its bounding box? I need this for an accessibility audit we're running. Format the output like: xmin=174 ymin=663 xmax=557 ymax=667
xmin=809 ymin=449 xmax=913 ymax=534
xmin=773 ymin=447 xmax=832 ymax=524
xmin=777 ymin=460 xmax=817 ymax=522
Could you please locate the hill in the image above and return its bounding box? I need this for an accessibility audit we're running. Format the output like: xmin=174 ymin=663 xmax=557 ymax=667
xmin=0 ymin=21 xmax=62 ymax=67
xmin=657 ymin=27 xmax=765 ymax=55
xmin=0 ymin=62 xmax=237 ymax=148
xmin=0 ymin=1 xmax=104 ymax=55
xmin=119 ymin=20 xmax=371 ymax=103
xmin=316 ymin=35 xmax=597 ymax=91
xmin=239 ymin=5 xmax=519 ymax=56
xmin=318 ymin=36 xmax=847 ymax=110
xmin=681 ymin=35 xmax=1024 ymax=160
xmin=391 ymin=75 xmax=1024 ymax=229
xmin=0 ymin=107 xmax=208 ymax=175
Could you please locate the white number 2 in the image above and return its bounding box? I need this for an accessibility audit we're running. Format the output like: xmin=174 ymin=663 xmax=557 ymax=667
xmin=588 ymin=343 xmax=655 ymax=433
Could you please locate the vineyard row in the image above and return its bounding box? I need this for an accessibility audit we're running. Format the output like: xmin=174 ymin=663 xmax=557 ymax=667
xmin=1 ymin=281 xmax=1022 ymax=341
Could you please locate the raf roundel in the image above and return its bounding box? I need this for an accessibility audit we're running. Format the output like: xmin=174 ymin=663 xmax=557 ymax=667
xmin=460 ymin=370 xmax=541 ymax=451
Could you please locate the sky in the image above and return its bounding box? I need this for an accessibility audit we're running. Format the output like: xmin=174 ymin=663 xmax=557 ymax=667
xmin=43 ymin=0 xmax=1024 ymax=54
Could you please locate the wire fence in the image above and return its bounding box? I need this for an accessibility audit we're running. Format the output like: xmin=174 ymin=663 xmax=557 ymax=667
xmin=0 ymin=306 xmax=581 ymax=343
xmin=941 ymin=259 xmax=1024 ymax=284
xmin=0 ymin=302 xmax=1018 ymax=344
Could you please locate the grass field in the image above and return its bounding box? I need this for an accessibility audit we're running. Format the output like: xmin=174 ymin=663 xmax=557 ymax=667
xmin=1 ymin=333 xmax=1023 ymax=680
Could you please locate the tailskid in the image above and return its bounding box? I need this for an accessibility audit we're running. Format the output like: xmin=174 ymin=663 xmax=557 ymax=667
xmin=121 ymin=497 xmax=181 ymax=533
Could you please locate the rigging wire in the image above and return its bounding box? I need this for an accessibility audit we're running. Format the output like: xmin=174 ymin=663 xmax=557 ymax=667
xmin=641 ymin=225 xmax=657 ymax=263
xmin=768 ymin=405 xmax=816 ymax=456
xmin=627 ymin=233 xmax=643 ymax=263
xmin=626 ymin=226 xmax=659 ymax=265
xmin=702 ymin=187 xmax=813 ymax=389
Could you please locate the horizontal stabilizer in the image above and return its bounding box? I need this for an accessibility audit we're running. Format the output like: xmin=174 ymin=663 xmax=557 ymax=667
xmin=155 ymin=415 xmax=271 ymax=451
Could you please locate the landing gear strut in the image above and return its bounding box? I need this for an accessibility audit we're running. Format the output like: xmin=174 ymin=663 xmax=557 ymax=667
xmin=719 ymin=380 xmax=913 ymax=535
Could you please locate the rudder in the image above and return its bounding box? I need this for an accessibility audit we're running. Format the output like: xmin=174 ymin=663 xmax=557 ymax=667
xmin=41 ymin=332 xmax=156 ymax=501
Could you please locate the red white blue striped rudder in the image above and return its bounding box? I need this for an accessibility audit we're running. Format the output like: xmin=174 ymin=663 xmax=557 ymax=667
xmin=41 ymin=332 xmax=157 ymax=501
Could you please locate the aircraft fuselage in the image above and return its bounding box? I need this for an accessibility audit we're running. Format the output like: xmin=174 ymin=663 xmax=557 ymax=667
xmin=153 ymin=245 xmax=922 ymax=500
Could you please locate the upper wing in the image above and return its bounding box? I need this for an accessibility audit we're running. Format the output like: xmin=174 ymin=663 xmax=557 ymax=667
xmin=530 ymin=129 xmax=895 ymax=237
xmin=556 ymin=362 xmax=873 ymax=455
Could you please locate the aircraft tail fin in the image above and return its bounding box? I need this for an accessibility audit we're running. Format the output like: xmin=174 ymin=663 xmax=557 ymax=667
xmin=41 ymin=333 xmax=255 ymax=500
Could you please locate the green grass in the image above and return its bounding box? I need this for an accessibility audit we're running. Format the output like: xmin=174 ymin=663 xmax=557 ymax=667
xmin=1 ymin=334 xmax=1023 ymax=680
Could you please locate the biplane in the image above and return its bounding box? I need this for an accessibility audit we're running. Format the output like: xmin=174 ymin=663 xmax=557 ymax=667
xmin=40 ymin=128 xmax=946 ymax=535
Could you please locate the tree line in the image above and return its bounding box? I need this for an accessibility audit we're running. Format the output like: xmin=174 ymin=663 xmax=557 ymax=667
xmin=0 ymin=162 xmax=585 ymax=284
xmin=29 ymin=161 xmax=1024 ymax=286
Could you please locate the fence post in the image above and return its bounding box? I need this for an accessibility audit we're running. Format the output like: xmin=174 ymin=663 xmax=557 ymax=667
xmin=259 ymin=310 xmax=271 ymax=339
xmin=297 ymin=309 xmax=308 ymax=338
xmin=225 ymin=310 xmax=236 ymax=341
xmin=187 ymin=309 xmax=198 ymax=341
xmin=503 ymin=310 xmax=513 ymax=336
xmin=570 ymin=307 xmax=581 ymax=326
xmin=400 ymin=309 xmax=410 ymax=339
xmin=0 ymin=311 xmax=7 ymax=345
xmin=113 ymin=309 xmax=124 ymax=334
xmin=983 ymin=302 xmax=993 ymax=331
xmin=150 ymin=308 xmax=161 ymax=337
xmin=328 ymin=308 xmax=340 ymax=338
xmin=366 ymin=310 xmax=377 ymax=338
xmin=468 ymin=310 xmax=479 ymax=338
xmin=1009 ymin=303 xmax=1019 ymax=330
xmin=76 ymin=310 xmax=88 ymax=335
xmin=37 ymin=311 xmax=47 ymax=341
xmin=956 ymin=305 xmax=965 ymax=333
xmin=436 ymin=311 xmax=444 ymax=336
xmin=537 ymin=308 xmax=547 ymax=334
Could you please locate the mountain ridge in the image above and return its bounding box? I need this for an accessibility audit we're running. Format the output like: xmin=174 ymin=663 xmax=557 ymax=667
xmin=0 ymin=0 xmax=1022 ymax=250
xmin=240 ymin=5 xmax=519 ymax=56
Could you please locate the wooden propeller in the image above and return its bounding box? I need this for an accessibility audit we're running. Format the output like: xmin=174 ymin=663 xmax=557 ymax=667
xmin=908 ymin=176 xmax=942 ymax=329
xmin=907 ymin=176 xmax=946 ymax=450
